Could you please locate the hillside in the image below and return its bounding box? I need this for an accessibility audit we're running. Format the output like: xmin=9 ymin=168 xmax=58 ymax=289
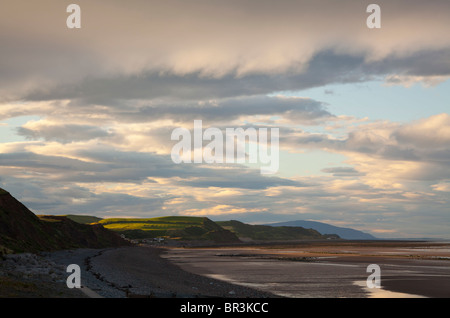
xmin=267 ymin=220 xmax=376 ymax=240
xmin=216 ymin=220 xmax=335 ymax=241
xmin=96 ymin=216 xmax=241 ymax=243
xmin=0 ymin=189 xmax=130 ymax=255
xmin=1 ymin=186 xmax=352 ymax=254
xmin=62 ymin=214 xmax=103 ymax=224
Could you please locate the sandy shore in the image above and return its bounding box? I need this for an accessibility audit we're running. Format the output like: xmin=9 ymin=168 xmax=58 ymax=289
xmin=87 ymin=246 xmax=276 ymax=298
xmin=2 ymin=241 xmax=449 ymax=298
xmin=1 ymin=246 xmax=275 ymax=298
xmin=83 ymin=241 xmax=450 ymax=298
xmin=162 ymin=241 xmax=450 ymax=298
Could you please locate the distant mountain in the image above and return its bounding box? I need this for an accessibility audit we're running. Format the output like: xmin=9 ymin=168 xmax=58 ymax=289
xmin=267 ymin=220 xmax=377 ymax=240
xmin=0 ymin=188 xmax=130 ymax=255
xmin=217 ymin=220 xmax=335 ymax=241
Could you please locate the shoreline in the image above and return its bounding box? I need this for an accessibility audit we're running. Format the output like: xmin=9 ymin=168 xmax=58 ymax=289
xmin=1 ymin=240 xmax=449 ymax=298
xmin=161 ymin=241 xmax=450 ymax=298
xmin=86 ymin=245 xmax=277 ymax=298
xmin=1 ymin=245 xmax=276 ymax=298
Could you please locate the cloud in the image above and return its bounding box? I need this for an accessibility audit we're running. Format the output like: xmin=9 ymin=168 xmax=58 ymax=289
xmin=321 ymin=167 xmax=364 ymax=177
xmin=393 ymin=113 xmax=450 ymax=149
xmin=342 ymin=114 xmax=450 ymax=168
xmin=183 ymin=204 xmax=267 ymax=216
xmin=3 ymin=95 xmax=333 ymax=136
xmin=0 ymin=140 xmax=303 ymax=189
xmin=177 ymin=173 xmax=304 ymax=190
xmin=281 ymin=114 xmax=450 ymax=168
xmin=0 ymin=175 xmax=165 ymax=217
xmin=431 ymin=181 xmax=450 ymax=192
xmin=384 ymin=75 xmax=450 ymax=88
xmin=115 ymin=95 xmax=334 ymax=125
xmin=17 ymin=121 xmax=113 ymax=143
xmin=2 ymin=1 xmax=450 ymax=101
xmin=1 ymin=0 xmax=450 ymax=238
xmin=370 ymin=229 xmax=398 ymax=234
xmin=275 ymin=113 xmax=450 ymax=196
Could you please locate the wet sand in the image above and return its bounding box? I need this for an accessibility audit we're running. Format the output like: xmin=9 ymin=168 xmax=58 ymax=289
xmin=88 ymin=246 xmax=275 ymax=298
xmin=161 ymin=241 xmax=450 ymax=298
xmin=7 ymin=240 xmax=446 ymax=298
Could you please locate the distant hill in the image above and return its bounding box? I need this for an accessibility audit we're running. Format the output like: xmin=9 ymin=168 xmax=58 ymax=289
xmin=267 ymin=220 xmax=376 ymax=240
xmin=96 ymin=216 xmax=241 ymax=243
xmin=0 ymin=188 xmax=130 ymax=255
xmin=62 ymin=214 xmax=103 ymax=224
xmin=216 ymin=220 xmax=335 ymax=241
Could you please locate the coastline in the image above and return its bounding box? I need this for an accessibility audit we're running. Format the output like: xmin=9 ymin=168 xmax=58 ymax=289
xmin=161 ymin=241 xmax=450 ymax=298
xmin=1 ymin=240 xmax=449 ymax=298
xmin=0 ymin=245 xmax=276 ymax=298
xmin=86 ymin=245 xmax=276 ymax=298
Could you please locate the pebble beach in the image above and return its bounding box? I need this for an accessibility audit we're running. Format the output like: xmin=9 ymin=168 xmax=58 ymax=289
xmin=0 ymin=246 xmax=275 ymax=298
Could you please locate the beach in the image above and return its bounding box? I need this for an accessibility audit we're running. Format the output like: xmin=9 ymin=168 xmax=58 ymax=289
xmin=1 ymin=245 xmax=274 ymax=298
xmin=84 ymin=246 xmax=275 ymax=298
xmin=1 ymin=241 xmax=449 ymax=298
xmin=161 ymin=241 xmax=450 ymax=298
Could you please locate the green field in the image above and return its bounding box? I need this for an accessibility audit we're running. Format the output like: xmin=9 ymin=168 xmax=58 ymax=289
xmin=59 ymin=214 xmax=334 ymax=242
xmin=98 ymin=216 xmax=205 ymax=233
xmin=99 ymin=216 xmax=203 ymax=227
xmin=95 ymin=216 xmax=240 ymax=242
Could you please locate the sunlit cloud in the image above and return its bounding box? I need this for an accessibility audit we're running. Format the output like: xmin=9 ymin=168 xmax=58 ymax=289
xmin=432 ymin=181 xmax=450 ymax=192
xmin=183 ymin=205 xmax=267 ymax=216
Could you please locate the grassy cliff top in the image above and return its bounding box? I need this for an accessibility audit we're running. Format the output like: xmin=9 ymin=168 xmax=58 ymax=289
xmin=94 ymin=216 xmax=239 ymax=242
xmin=60 ymin=214 xmax=103 ymax=224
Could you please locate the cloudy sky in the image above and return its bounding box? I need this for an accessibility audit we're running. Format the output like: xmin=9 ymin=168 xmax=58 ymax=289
xmin=1 ymin=0 xmax=449 ymax=238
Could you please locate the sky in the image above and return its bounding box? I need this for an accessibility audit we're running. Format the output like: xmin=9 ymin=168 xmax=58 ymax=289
xmin=1 ymin=0 xmax=449 ymax=239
